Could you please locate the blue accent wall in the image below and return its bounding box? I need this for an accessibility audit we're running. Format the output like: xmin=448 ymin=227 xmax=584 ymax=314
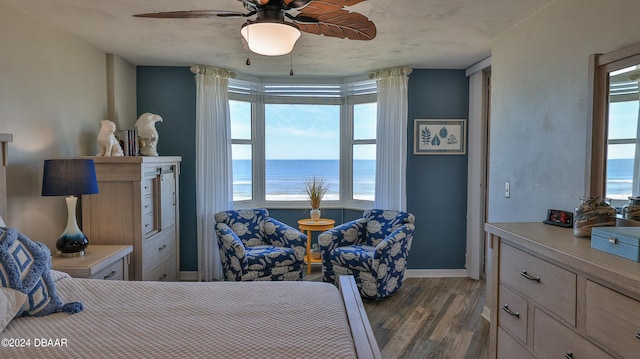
xmin=137 ymin=67 xmax=469 ymax=272
xmin=406 ymin=69 xmax=469 ymax=269
xmin=136 ymin=66 xmax=198 ymax=271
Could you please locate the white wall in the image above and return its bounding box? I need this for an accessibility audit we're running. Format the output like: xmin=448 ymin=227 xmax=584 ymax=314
xmin=0 ymin=1 xmax=136 ymax=249
xmin=109 ymin=54 xmax=138 ymax=129
xmin=488 ymin=0 xmax=640 ymax=222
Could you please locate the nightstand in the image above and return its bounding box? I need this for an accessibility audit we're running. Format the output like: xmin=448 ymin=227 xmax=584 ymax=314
xmin=51 ymin=245 xmax=133 ymax=280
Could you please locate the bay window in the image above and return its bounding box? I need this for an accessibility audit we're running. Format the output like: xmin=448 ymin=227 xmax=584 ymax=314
xmin=229 ymin=79 xmax=377 ymax=207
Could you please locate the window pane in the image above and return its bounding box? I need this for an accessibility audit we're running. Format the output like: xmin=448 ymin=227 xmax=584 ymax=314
xmin=353 ymin=103 xmax=377 ymax=140
xmin=232 ymin=144 xmax=252 ymax=201
xmin=230 ymin=100 xmax=251 ymax=140
xmin=606 ymin=143 xmax=634 ymax=201
xmin=353 ymin=144 xmax=376 ymax=201
xmin=608 ymin=101 xmax=638 ymax=140
xmin=265 ymin=104 xmax=340 ymax=201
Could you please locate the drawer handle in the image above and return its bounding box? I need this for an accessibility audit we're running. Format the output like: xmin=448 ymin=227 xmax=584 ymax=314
xmin=608 ymin=237 xmax=618 ymax=244
xmin=636 ymin=332 xmax=640 ymax=340
xmin=502 ymin=304 xmax=520 ymax=318
xmin=103 ymin=270 xmax=116 ymax=279
xmin=520 ymin=270 xmax=541 ymax=282
xmin=159 ymin=273 xmax=167 ymax=281
xmin=565 ymin=352 xmax=573 ymax=359
xmin=159 ymin=244 xmax=167 ymax=251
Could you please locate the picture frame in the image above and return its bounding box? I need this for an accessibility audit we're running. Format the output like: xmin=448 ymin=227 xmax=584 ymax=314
xmin=413 ymin=119 xmax=466 ymax=155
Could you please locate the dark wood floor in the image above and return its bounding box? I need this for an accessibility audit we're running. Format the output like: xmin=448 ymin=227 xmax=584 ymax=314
xmin=304 ymin=265 xmax=489 ymax=359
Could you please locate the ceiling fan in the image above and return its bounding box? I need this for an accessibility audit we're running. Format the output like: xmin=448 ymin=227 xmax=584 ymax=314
xmin=133 ymin=0 xmax=377 ymax=56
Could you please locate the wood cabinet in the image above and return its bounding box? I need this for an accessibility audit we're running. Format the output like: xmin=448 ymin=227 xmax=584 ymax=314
xmin=486 ymin=222 xmax=640 ymax=359
xmin=51 ymin=245 xmax=132 ymax=280
xmin=81 ymin=156 xmax=181 ymax=281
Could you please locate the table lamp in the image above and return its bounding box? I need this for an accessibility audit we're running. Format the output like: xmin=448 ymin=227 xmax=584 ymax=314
xmin=42 ymin=159 xmax=99 ymax=257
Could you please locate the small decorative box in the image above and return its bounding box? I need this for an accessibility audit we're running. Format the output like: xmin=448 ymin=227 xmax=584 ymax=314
xmin=591 ymin=227 xmax=640 ymax=261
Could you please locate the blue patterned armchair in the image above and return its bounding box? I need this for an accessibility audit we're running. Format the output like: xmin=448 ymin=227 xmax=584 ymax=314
xmin=318 ymin=209 xmax=415 ymax=300
xmin=214 ymin=209 xmax=307 ymax=281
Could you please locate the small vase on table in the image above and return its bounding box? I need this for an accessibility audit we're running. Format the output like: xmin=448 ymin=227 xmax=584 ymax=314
xmin=310 ymin=208 xmax=321 ymax=220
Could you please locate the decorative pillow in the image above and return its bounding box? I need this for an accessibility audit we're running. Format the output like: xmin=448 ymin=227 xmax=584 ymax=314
xmin=0 ymin=227 xmax=83 ymax=317
xmin=0 ymin=215 xmax=5 ymax=227
xmin=0 ymin=287 xmax=26 ymax=332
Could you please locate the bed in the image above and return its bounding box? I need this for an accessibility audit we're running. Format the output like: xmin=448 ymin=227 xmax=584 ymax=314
xmin=0 ymin=134 xmax=381 ymax=358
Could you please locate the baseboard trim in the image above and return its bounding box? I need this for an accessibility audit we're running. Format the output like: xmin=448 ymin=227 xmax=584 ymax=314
xmin=180 ymin=269 xmax=469 ymax=281
xmin=405 ymin=269 xmax=468 ymax=278
xmin=481 ymin=306 xmax=491 ymax=322
xmin=179 ymin=271 xmax=199 ymax=281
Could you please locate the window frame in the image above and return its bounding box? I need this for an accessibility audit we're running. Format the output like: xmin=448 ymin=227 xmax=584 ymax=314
xmin=229 ymin=78 xmax=377 ymax=209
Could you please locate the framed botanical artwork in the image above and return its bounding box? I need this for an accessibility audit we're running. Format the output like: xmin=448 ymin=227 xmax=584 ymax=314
xmin=413 ymin=119 xmax=466 ymax=155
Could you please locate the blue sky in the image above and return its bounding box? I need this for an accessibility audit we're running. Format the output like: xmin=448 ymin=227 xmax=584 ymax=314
xmin=608 ymin=101 xmax=637 ymax=159
xmin=230 ymin=101 xmax=377 ymax=160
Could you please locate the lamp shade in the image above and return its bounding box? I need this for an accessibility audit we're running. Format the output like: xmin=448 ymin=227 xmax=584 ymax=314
xmin=42 ymin=159 xmax=99 ymax=196
xmin=240 ymin=20 xmax=301 ymax=56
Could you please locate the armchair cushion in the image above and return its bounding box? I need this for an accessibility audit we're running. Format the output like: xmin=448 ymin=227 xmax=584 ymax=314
xmin=330 ymin=245 xmax=376 ymax=272
xmin=246 ymin=245 xmax=298 ymax=270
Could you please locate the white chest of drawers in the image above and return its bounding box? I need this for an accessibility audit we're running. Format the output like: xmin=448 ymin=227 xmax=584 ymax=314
xmin=486 ymin=222 xmax=640 ymax=359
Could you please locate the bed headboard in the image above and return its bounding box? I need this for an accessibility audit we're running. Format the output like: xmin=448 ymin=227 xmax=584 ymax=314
xmin=0 ymin=133 xmax=12 ymax=220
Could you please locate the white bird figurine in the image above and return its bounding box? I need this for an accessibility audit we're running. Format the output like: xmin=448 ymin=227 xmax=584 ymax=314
xmin=135 ymin=112 xmax=163 ymax=156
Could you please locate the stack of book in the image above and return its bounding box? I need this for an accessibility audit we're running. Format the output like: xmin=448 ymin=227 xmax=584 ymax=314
xmin=115 ymin=130 xmax=139 ymax=156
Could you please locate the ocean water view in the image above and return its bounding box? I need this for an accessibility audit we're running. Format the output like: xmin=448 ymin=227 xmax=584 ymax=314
xmin=233 ymin=159 xmax=375 ymax=201
xmin=607 ymin=158 xmax=633 ymax=199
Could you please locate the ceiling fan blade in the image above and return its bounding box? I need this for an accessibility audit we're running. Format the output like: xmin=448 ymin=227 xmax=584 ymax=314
xmin=296 ymin=10 xmax=375 ymax=40
xmin=298 ymin=0 xmax=368 ymax=15
xmin=244 ymin=0 xmax=270 ymax=5
xmin=133 ymin=10 xmax=247 ymax=19
xmin=284 ymin=0 xmax=313 ymax=9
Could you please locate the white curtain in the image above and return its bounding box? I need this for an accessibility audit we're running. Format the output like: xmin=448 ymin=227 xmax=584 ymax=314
xmin=191 ymin=65 xmax=235 ymax=281
xmin=370 ymin=67 xmax=412 ymax=211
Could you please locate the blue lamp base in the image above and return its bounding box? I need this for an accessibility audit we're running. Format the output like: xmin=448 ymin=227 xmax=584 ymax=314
xmin=55 ymin=196 xmax=89 ymax=257
xmin=56 ymin=234 xmax=89 ymax=257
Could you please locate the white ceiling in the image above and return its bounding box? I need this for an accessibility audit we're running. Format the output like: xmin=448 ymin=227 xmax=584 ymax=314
xmin=5 ymin=0 xmax=553 ymax=78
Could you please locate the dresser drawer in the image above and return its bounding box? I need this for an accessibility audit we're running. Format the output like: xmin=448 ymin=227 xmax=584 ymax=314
xmin=91 ymin=256 xmax=125 ymax=280
xmin=144 ymin=255 xmax=177 ymax=281
xmin=585 ymin=280 xmax=640 ymax=359
xmin=143 ymin=212 xmax=156 ymax=235
xmin=534 ymin=308 xmax=613 ymax=359
xmin=142 ymin=178 xmax=154 ymax=197
xmin=497 ymin=327 xmax=534 ymax=359
xmin=142 ymin=227 xmax=176 ymax=276
xmin=499 ymin=242 xmax=577 ymax=325
xmin=142 ymin=195 xmax=154 ymax=215
xmin=498 ymin=284 xmax=528 ymax=343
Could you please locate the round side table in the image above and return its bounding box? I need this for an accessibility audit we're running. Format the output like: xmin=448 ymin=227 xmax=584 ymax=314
xmin=297 ymin=218 xmax=335 ymax=275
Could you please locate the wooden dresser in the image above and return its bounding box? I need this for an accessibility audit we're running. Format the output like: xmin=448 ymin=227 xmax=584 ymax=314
xmin=486 ymin=222 xmax=640 ymax=359
xmin=81 ymin=156 xmax=181 ymax=281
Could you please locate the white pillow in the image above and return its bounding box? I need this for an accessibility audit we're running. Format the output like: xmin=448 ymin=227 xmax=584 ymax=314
xmin=50 ymin=269 xmax=71 ymax=282
xmin=0 ymin=288 xmax=27 ymax=332
xmin=0 ymin=215 xmax=5 ymax=227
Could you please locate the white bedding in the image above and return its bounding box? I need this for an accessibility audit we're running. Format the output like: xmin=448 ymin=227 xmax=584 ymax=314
xmin=1 ymin=278 xmax=357 ymax=359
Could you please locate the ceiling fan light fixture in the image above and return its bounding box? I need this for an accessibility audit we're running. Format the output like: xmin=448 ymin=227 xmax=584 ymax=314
xmin=241 ymin=20 xmax=301 ymax=56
